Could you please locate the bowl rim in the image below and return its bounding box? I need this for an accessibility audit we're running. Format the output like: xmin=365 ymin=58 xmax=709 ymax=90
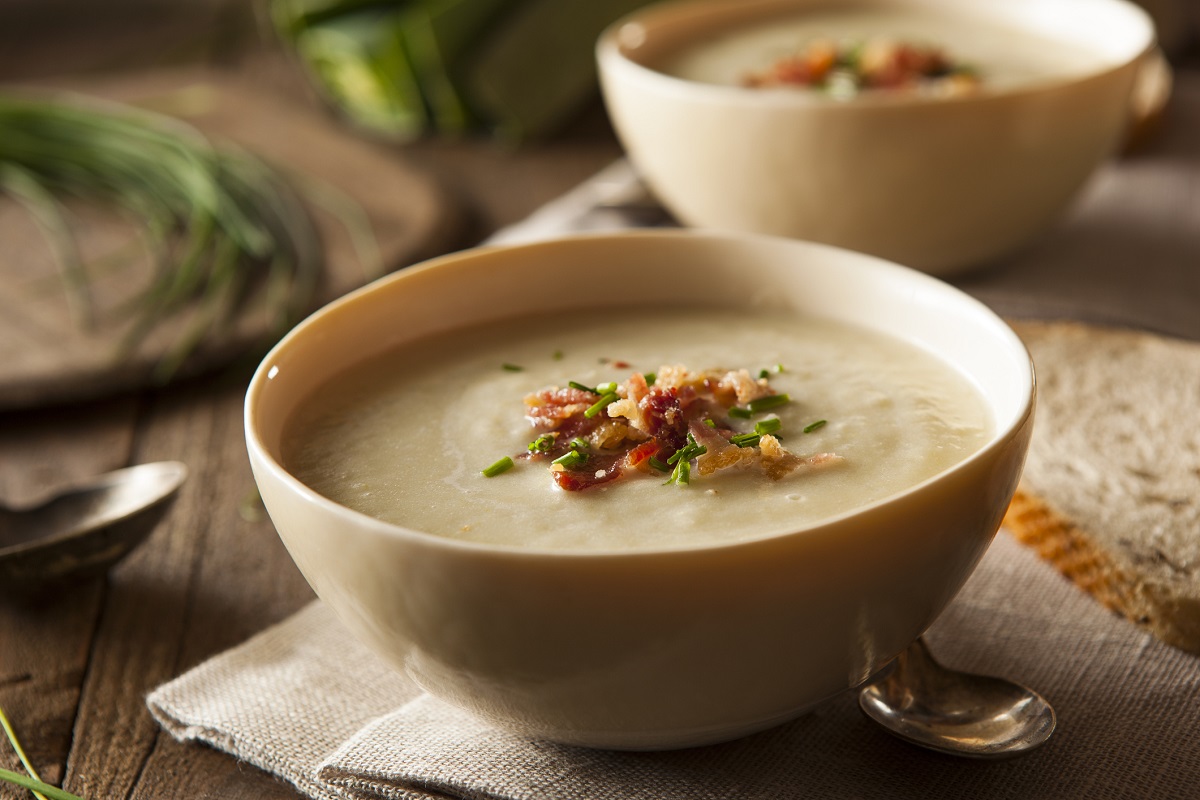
xmin=596 ymin=0 xmax=1157 ymax=110
xmin=245 ymin=229 xmax=1036 ymax=561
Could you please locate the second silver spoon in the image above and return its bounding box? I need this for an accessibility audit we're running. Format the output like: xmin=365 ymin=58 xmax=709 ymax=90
xmin=859 ymin=637 xmax=1056 ymax=759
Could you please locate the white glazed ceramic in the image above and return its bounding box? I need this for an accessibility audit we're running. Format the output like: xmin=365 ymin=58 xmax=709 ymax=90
xmin=245 ymin=230 xmax=1035 ymax=750
xmin=597 ymin=0 xmax=1156 ymax=275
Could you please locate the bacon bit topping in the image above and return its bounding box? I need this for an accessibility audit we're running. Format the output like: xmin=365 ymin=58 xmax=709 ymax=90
xmin=743 ymin=37 xmax=981 ymax=98
xmin=524 ymin=387 xmax=597 ymax=428
xmin=512 ymin=364 xmax=842 ymax=491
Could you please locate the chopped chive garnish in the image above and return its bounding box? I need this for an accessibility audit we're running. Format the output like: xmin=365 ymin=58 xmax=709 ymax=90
xmin=664 ymin=459 xmax=691 ymax=486
xmin=754 ymin=417 xmax=782 ymax=435
xmin=596 ymin=381 xmax=618 ymax=394
xmin=728 ymin=407 xmax=752 ymax=419
xmin=704 ymin=418 xmax=716 ymax=428
xmin=584 ymin=392 xmax=618 ymax=418
xmin=730 ymin=433 xmax=761 ymax=448
xmin=648 ymin=456 xmax=670 ymax=472
xmin=527 ymin=433 xmax=556 ymax=453
xmin=666 ymin=433 xmax=707 ymax=464
xmin=775 ymin=363 xmax=785 ymax=373
xmin=502 ymin=363 xmax=523 ymax=372
xmin=758 ymin=368 xmax=769 ymax=379
xmin=553 ymin=350 xmax=563 ymax=360
xmin=643 ymin=372 xmax=656 ymax=386
xmin=569 ymin=437 xmax=589 ymax=450
xmin=552 ymin=450 xmax=588 ymax=468
xmin=569 ymin=380 xmax=597 ymax=394
xmin=804 ymin=419 xmax=828 ymax=433
xmin=482 ymin=457 xmax=514 ymax=477
xmin=748 ymin=393 xmax=791 ymax=413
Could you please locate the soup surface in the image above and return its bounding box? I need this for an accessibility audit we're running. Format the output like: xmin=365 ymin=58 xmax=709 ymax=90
xmin=283 ymin=308 xmax=992 ymax=551
xmin=659 ymin=6 xmax=1109 ymax=94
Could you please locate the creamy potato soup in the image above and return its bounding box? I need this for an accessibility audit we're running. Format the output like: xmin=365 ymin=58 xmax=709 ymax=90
xmin=660 ymin=6 xmax=1110 ymax=95
xmin=283 ymin=308 xmax=991 ymax=551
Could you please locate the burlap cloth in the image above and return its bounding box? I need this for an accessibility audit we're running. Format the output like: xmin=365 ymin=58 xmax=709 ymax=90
xmin=147 ymin=531 xmax=1199 ymax=800
xmin=149 ymin=74 xmax=1200 ymax=800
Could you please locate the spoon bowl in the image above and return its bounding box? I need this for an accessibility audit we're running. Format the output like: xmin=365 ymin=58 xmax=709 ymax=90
xmin=859 ymin=637 xmax=1056 ymax=759
xmin=0 ymin=461 xmax=188 ymax=592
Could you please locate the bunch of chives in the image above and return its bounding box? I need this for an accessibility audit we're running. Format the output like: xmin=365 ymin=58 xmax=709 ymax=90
xmin=0 ymin=93 xmax=326 ymax=379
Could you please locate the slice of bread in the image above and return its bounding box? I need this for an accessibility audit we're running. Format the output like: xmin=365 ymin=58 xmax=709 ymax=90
xmin=1003 ymin=320 xmax=1200 ymax=654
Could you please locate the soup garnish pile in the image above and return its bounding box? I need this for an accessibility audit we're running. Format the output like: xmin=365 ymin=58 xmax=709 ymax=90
xmin=495 ymin=365 xmax=841 ymax=491
xmin=741 ymin=37 xmax=980 ymax=98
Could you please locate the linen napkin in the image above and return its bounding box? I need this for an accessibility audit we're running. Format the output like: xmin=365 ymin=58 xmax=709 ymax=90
xmin=147 ymin=531 xmax=1200 ymax=800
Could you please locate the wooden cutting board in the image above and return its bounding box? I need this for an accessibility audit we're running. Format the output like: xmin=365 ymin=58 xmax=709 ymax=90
xmin=0 ymin=68 xmax=462 ymax=411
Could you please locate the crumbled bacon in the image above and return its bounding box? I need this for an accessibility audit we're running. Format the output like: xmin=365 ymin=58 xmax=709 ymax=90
xmin=515 ymin=364 xmax=841 ymax=491
xmin=524 ymin=387 xmax=598 ymax=429
xmin=742 ymin=37 xmax=980 ymax=97
xmin=625 ymin=440 xmax=660 ymax=471
xmin=551 ymin=453 xmax=624 ymax=491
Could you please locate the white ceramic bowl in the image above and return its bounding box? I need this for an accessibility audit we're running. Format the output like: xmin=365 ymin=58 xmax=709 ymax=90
xmin=245 ymin=230 xmax=1035 ymax=749
xmin=597 ymin=0 xmax=1155 ymax=275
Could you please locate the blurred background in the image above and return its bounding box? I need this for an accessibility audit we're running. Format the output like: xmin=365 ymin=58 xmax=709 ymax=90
xmin=0 ymin=0 xmax=1197 ymax=405
xmin=0 ymin=0 xmax=1197 ymax=238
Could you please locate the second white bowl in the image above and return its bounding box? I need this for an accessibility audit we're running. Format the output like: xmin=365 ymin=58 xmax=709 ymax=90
xmin=598 ymin=0 xmax=1155 ymax=274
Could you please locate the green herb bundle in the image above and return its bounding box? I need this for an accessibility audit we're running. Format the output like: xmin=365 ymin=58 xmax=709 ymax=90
xmin=0 ymin=93 xmax=324 ymax=378
xmin=270 ymin=0 xmax=658 ymax=142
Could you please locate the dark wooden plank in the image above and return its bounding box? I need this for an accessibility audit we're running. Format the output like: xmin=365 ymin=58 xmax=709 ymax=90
xmin=53 ymin=369 xmax=310 ymax=800
xmin=0 ymin=396 xmax=138 ymax=799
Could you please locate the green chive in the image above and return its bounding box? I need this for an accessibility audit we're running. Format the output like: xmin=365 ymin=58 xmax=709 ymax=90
xmin=569 ymin=380 xmax=597 ymax=394
xmin=731 ymin=433 xmax=761 ymax=448
xmin=728 ymin=407 xmax=752 ymax=419
xmin=648 ymin=456 xmax=670 ymax=472
xmin=664 ymin=459 xmax=691 ymax=486
xmin=527 ymin=433 xmax=556 ymax=453
xmin=569 ymin=437 xmax=589 ymax=450
xmin=596 ymin=381 xmax=618 ymax=394
xmin=0 ymin=702 xmax=70 ymax=800
xmin=502 ymin=363 xmax=523 ymax=372
xmin=755 ymin=417 xmax=782 ymax=436
xmin=775 ymin=363 xmax=785 ymax=373
xmin=704 ymin=418 xmax=716 ymax=428
xmin=584 ymin=392 xmax=618 ymax=418
xmin=666 ymin=433 xmax=707 ymax=464
xmin=552 ymin=450 xmax=588 ymax=468
xmin=0 ymin=767 xmax=82 ymax=800
xmin=758 ymin=368 xmax=769 ymax=379
xmin=804 ymin=419 xmax=828 ymax=433
xmin=748 ymin=393 xmax=791 ymax=413
xmin=643 ymin=372 xmax=657 ymax=385
xmin=482 ymin=457 xmax=514 ymax=477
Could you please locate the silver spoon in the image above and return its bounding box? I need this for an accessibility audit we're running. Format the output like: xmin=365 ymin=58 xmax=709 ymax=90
xmin=859 ymin=637 xmax=1056 ymax=759
xmin=0 ymin=461 xmax=188 ymax=592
